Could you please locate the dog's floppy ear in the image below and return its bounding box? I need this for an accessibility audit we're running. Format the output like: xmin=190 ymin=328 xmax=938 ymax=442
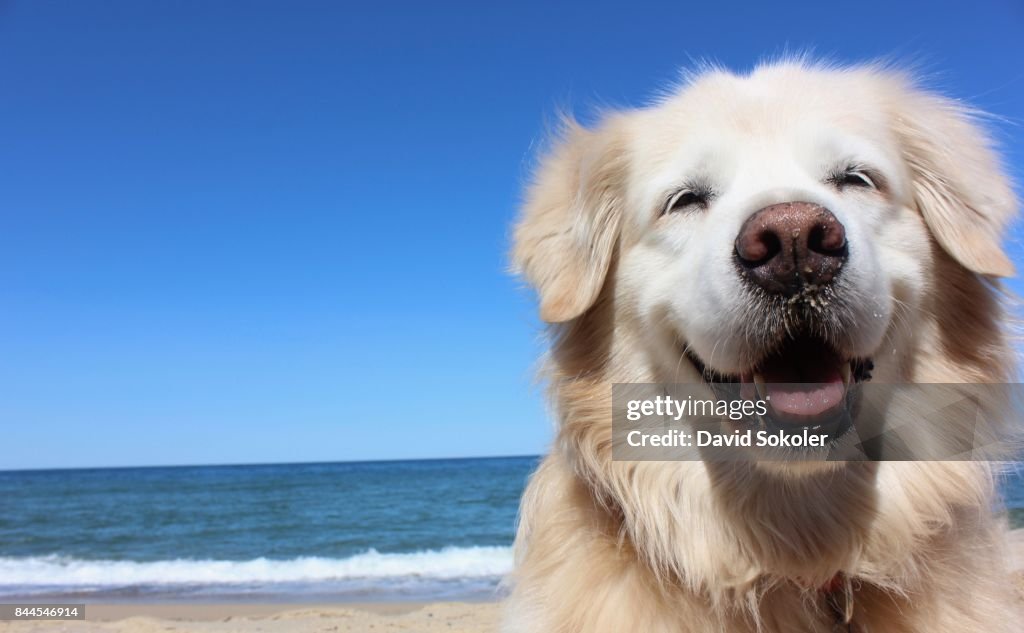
xmin=892 ymin=86 xmax=1017 ymax=277
xmin=512 ymin=117 xmax=629 ymax=323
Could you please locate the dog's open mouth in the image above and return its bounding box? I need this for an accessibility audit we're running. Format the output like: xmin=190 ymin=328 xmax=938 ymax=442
xmin=685 ymin=336 xmax=873 ymax=442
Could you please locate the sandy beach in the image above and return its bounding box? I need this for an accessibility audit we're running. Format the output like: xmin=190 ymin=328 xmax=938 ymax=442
xmin=0 ymin=602 xmax=503 ymax=633
xmin=1 ymin=529 xmax=1021 ymax=633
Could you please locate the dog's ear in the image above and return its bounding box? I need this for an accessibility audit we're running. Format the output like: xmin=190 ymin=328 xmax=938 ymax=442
xmin=892 ymin=87 xmax=1016 ymax=277
xmin=512 ymin=117 xmax=629 ymax=323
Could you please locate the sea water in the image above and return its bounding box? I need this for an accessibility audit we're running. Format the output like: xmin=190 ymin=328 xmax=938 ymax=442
xmin=0 ymin=456 xmax=1020 ymax=602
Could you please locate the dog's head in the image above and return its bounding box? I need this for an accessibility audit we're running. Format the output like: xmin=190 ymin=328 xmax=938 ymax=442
xmin=514 ymin=62 xmax=1016 ymax=448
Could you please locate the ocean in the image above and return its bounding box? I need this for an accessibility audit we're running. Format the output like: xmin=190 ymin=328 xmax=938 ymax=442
xmin=1 ymin=456 xmax=1022 ymax=603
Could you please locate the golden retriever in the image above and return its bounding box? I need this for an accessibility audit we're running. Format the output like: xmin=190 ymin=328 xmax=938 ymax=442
xmin=506 ymin=61 xmax=1020 ymax=632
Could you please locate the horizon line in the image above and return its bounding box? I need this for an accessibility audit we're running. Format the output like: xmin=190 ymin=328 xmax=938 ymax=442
xmin=0 ymin=454 xmax=543 ymax=475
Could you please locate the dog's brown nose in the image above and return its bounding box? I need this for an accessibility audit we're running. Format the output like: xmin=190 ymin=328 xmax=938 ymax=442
xmin=734 ymin=202 xmax=847 ymax=295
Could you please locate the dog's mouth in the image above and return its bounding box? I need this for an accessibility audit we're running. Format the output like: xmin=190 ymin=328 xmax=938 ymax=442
xmin=684 ymin=335 xmax=873 ymax=441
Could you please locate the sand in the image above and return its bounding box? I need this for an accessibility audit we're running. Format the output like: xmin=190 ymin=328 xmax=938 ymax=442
xmin=0 ymin=602 xmax=503 ymax=633
xmin=2 ymin=529 xmax=1022 ymax=632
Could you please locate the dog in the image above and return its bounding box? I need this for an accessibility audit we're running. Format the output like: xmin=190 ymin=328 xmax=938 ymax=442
xmin=506 ymin=61 xmax=1021 ymax=632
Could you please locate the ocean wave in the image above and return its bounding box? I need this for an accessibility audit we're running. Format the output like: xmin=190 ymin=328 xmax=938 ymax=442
xmin=0 ymin=545 xmax=513 ymax=588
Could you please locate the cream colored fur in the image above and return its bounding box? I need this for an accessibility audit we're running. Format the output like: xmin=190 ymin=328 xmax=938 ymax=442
xmin=507 ymin=61 xmax=1020 ymax=632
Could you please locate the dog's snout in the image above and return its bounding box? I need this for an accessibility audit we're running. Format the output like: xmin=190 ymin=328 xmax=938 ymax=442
xmin=734 ymin=202 xmax=847 ymax=295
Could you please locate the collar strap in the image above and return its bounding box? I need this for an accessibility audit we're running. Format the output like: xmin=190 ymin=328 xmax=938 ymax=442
xmin=820 ymin=573 xmax=845 ymax=594
xmin=821 ymin=573 xmax=855 ymax=630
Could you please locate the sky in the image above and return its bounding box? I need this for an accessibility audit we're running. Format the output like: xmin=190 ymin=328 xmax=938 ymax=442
xmin=1 ymin=0 xmax=1023 ymax=470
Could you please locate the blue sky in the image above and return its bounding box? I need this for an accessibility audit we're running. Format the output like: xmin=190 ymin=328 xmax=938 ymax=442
xmin=1 ymin=1 xmax=1023 ymax=469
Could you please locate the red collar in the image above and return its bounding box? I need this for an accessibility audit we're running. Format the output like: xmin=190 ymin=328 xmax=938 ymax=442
xmin=821 ymin=573 xmax=855 ymax=630
xmin=820 ymin=573 xmax=845 ymax=594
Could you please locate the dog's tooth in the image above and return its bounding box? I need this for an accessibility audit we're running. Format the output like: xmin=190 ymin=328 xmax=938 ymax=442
xmin=840 ymin=363 xmax=851 ymax=387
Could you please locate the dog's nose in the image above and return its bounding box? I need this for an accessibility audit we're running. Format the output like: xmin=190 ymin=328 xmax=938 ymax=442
xmin=734 ymin=202 xmax=847 ymax=295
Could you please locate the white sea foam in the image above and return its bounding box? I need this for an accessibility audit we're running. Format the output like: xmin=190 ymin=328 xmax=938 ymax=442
xmin=0 ymin=546 xmax=513 ymax=589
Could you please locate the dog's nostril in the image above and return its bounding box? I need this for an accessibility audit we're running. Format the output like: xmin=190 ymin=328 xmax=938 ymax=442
xmin=734 ymin=202 xmax=848 ymax=295
xmin=807 ymin=220 xmax=846 ymax=255
xmin=735 ymin=229 xmax=781 ymax=265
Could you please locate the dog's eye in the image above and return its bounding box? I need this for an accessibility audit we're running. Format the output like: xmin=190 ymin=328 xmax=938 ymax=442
xmin=832 ymin=168 xmax=877 ymax=191
xmin=663 ymin=189 xmax=709 ymax=215
xmin=841 ymin=171 xmax=875 ymax=188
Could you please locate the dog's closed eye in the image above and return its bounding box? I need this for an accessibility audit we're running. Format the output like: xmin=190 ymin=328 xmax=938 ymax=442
xmin=829 ymin=164 xmax=881 ymax=191
xmin=663 ymin=185 xmax=714 ymax=216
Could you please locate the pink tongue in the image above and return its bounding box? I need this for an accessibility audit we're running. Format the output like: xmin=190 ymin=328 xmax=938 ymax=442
xmin=748 ymin=342 xmax=846 ymax=420
xmin=764 ymin=381 xmax=844 ymax=418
